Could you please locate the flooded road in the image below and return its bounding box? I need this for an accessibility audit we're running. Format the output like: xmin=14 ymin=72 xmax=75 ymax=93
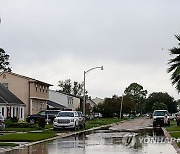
xmin=4 ymin=128 xmax=177 ymax=154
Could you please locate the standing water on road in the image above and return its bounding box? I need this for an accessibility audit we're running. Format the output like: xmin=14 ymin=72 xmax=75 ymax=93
xmin=4 ymin=128 xmax=177 ymax=154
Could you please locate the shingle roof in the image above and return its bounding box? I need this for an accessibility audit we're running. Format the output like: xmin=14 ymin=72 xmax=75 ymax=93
xmin=0 ymin=84 xmax=25 ymax=105
xmin=47 ymin=100 xmax=67 ymax=110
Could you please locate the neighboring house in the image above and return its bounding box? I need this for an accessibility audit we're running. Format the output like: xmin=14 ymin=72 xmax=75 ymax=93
xmin=92 ymin=97 xmax=104 ymax=105
xmin=85 ymin=99 xmax=96 ymax=114
xmin=49 ymin=90 xmax=82 ymax=110
xmin=0 ymin=72 xmax=52 ymax=118
xmin=47 ymin=100 xmax=67 ymax=110
xmin=0 ymin=84 xmax=25 ymax=120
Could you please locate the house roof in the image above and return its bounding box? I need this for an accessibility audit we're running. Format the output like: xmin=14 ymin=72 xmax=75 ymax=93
xmin=0 ymin=84 xmax=25 ymax=106
xmin=49 ymin=90 xmax=83 ymax=99
xmin=47 ymin=100 xmax=67 ymax=109
xmin=0 ymin=71 xmax=53 ymax=86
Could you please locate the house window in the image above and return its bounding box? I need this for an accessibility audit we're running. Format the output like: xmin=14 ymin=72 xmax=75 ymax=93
xmin=2 ymin=107 xmax=4 ymax=117
xmin=1 ymin=83 xmax=8 ymax=89
xmin=68 ymin=97 xmax=73 ymax=104
xmin=40 ymin=86 xmax=42 ymax=92
xmin=35 ymin=84 xmax=38 ymax=91
xmin=20 ymin=108 xmax=23 ymax=119
xmin=43 ymin=86 xmax=44 ymax=93
xmin=13 ymin=107 xmax=15 ymax=117
xmin=46 ymin=87 xmax=48 ymax=93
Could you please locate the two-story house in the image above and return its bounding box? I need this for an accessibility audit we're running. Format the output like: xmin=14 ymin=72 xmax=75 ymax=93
xmin=49 ymin=90 xmax=82 ymax=110
xmin=0 ymin=71 xmax=52 ymax=118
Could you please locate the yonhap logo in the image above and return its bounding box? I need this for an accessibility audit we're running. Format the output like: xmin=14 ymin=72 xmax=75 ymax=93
xmin=122 ymin=132 xmax=136 ymax=147
xmin=139 ymin=137 xmax=180 ymax=144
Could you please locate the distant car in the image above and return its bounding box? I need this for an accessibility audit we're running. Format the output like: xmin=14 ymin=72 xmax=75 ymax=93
xmin=77 ymin=111 xmax=86 ymax=129
xmin=94 ymin=112 xmax=102 ymax=118
xmin=26 ymin=110 xmax=60 ymax=123
xmin=153 ymin=110 xmax=170 ymax=127
xmin=53 ymin=111 xmax=79 ymax=130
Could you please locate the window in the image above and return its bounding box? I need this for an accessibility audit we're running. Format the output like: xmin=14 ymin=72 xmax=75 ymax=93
xmin=13 ymin=107 xmax=15 ymax=117
xmin=1 ymin=83 xmax=8 ymax=89
xmin=46 ymin=87 xmax=48 ymax=93
xmin=20 ymin=108 xmax=23 ymax=119
xmin=40 ymin=86 xmax=41 ymax=92
xmin=43 ymin=86 xmax=44 ymax=93
xmin=35 ymin=84 xmax=38 ymax=91
xmin=2 ymin=107 xmax=4 ymax=117
xmin=68 ymin=97 xmax=73 ymax=104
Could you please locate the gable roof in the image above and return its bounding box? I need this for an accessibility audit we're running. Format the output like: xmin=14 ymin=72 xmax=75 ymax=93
xmin=0 ymin=71 xmax=53 ymax=86
xmin=47 ymin=100 xmax=67 ymax=110
xmin=0 ymin=84 xmax=25 ymax=106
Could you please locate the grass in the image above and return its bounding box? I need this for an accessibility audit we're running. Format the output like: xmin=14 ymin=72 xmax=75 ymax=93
xmin=4 ymin=123 xmax=53 ymax=132
xmin=0 ymin=130 xmax=56 ymax=142
xmin=165 ymin=120 xmax=180 ymax=147
xmin=85 ymin=118 xmax=122 ymax=129
xmin=0 ymin=143 xmax=18 ymax=147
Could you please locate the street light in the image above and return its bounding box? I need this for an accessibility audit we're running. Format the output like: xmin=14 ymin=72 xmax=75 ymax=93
xmin=83 ymin=66 xmax=103 ymax=116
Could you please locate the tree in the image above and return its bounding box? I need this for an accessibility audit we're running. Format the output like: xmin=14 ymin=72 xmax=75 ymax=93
xmin=58 ymin=79 xmax=86 ymax=96
xmin=93 ymin=95 xmax=135 ymax=118
xmin=124 ymin=83 xmax=147 ymax=114
xmin=167 ymin=34 xmax=180 ymax=93
xmin=146 ymin=92 xmax=177 ymax=113
xmin=0 ymin=48 xmax=11 ymax=72
xmin=58 ymin=79 xmax=72 ymax=94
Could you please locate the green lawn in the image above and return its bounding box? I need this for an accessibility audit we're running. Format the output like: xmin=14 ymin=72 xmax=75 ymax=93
xmin=4 ymin=124 xmax=53 ymax=132
xmin=165 ymin=120 xmax=180 ymax=147
xmin=0 ymin=143 xmax=18 ymax=147
xmin=85 ymin=118 xmax=122 ymax=129
xmin=0 ymin=131 xmax=56 ymax=142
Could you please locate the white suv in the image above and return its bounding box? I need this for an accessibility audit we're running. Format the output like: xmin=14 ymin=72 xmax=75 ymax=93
xmin=53 ymin=111 xmax=79 ymax=130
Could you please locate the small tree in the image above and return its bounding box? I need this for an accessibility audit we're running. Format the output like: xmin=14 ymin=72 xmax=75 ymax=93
xmin=0 ymin=48 xmax=11 ymax=72
xmin=38 ymin=117 xmax=46 ymax=130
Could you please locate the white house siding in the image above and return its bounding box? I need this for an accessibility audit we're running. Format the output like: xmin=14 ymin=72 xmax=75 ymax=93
xmin=0 ymin=105 xmax=24 ymax=121
xmin=49 ymin=90 xmax=81 ymax=110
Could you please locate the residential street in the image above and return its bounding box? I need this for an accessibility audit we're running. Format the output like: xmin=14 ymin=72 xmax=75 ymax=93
xmin=110 ymin=117 xmax=153 ymax=132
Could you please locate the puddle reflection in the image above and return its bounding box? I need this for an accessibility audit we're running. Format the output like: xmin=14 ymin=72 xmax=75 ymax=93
xmin=4 ymin=128 xmax=177 ymax=154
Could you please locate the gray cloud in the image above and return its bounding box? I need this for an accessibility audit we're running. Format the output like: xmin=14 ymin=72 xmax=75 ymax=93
xmin=0 ymin=0 xmax=179 ymax=99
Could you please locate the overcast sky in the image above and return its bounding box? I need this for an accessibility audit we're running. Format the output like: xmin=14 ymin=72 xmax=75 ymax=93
xmin=0 ymin=0 xmax=179 ymax=99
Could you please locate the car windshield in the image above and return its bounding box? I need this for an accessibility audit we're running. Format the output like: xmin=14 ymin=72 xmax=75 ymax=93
xmin=154 ymin=111 xmax=168 ymax=116
xmin=57 ymin=112 xmax=74 ymax=117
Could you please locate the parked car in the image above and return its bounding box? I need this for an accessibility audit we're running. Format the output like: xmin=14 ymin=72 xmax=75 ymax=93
xmin=77 ymin=111 xmax=86 ymax=129
xmin=94 ymin=112 xmax=102 ymax=118
xmin=53 ymin=111 xmax=79 ymax=130
xmin=175 ymin=112 xmax=180 ymax=126
xmin=26 ymin=110 xmax=60 ymax=123
xmin=153 ymin=110 xmax=170 ymax=127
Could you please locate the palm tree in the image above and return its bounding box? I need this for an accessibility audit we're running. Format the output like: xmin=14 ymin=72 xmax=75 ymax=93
xmin=168 ymin=35 xmax=180 ymax=93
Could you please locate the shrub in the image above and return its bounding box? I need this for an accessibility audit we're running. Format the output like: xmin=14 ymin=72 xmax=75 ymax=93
xmin=38 ymin=117 xmax=46 ymax=130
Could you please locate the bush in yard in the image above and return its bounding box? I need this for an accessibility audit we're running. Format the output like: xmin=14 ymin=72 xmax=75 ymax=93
xmin=10 ymin=117 xmax=19 ymax=123
xmin=38 ymin=117 xmax=46 ymax=130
